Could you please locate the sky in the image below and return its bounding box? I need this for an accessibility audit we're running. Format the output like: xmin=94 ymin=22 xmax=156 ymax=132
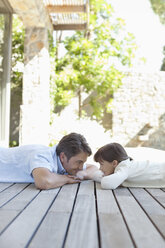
xmin=110 ymin=0 xmax=165 ymax=71
xmin=55 ymin=0 xmax=165 ymax=71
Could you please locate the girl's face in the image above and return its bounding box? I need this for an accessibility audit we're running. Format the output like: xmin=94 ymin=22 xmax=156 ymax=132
xmin=99 ymin=160 xmax=118 ymax=176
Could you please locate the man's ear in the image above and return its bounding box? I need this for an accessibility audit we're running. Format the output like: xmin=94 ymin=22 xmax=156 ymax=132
xmin=112 ymin=160 xmax=118 ymax=168
xmin=59 ymin=152 xmax=66 ymax=163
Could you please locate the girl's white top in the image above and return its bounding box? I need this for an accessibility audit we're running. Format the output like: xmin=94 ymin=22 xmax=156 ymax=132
xmin=99 ymin=159 xmax=165 ymax=189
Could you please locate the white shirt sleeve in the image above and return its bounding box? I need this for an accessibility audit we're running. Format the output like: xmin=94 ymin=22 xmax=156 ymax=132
xmin=83 ymin=163 xmax=87 ymax=170
xmin=91 ymin=170 xmax=104 ymax=182
xmin=101 ymin=170 xmax=128 ymax=189
xmin=29 ymin=151 xmax=53 ymax=174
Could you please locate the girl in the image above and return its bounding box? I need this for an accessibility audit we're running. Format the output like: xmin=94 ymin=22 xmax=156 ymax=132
xmin=77 ymin=143 xmax=165 ymax=189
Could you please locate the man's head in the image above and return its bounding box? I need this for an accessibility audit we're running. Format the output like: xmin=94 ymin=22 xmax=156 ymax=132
xmin=56 ymin=133 xmax=92 ymax=175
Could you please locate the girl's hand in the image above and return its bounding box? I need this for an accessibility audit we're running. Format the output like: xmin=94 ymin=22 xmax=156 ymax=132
xmin=76 ymin=170 xmax=87 ymax=180
xmin=91 ymin=170 xmax=104 ymax=183
xmin=76 ymin=167 xmax=104 ymax=183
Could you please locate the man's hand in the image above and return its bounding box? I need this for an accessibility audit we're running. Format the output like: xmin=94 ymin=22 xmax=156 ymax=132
xmin=66 ymin=175 xmax=81 ymax=184
xmin=32 ymin=168 xmax=80 ymax=190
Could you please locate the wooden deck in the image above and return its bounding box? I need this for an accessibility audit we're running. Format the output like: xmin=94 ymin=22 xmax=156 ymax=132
xmin=0 ymin=181 xmax=165 ymax=248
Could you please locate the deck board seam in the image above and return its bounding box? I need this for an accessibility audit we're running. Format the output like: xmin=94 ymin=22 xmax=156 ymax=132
xmin=25 ymin=187 xmax=62 ymax=248
xmin=94 ymin=182 xmax=102 ymax=248
xmin=113 ymin=189 xmax=137 ymax=248
xmin=62 ymin=183 xmax=80 ymax=248
xmin=0 ymin=187 xmax=41 ymax=236
xmin=0 ymin=183 xmax=15 ymax=193
xmin=128 ymin=188 xmax=165 ymax=240
xmin=0 ymin=183 xmax=31 ymax=208
xmin=144 ymin=188 xmax=165 ymax=209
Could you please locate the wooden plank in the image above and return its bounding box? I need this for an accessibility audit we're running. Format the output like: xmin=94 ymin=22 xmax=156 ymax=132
xmin=64 ymin=181 xmax=98 ymax=248
xmin=114 ymin=188 xmax=165 ymax=248
xmin=0 ymin=183 xmax=13 ymax=192
xmin=96 ymin=184 xmax=133 ymax=248
xmin=0 ymin=184 xmax=39 ymax=233
xmin=145 ymin=188 xmax=165 ymax=207
xmin=0 ymin=188 xmax=60 ymax=248
xmin=130 ymin=188 xmax=165 ymax=237
xmin=53 ymin=23 xmax=87 ymax=30
xmin=0 ymin=183 xmax=29 ymax=208
xmin=29 ymin=183 xmax=78 ymax=248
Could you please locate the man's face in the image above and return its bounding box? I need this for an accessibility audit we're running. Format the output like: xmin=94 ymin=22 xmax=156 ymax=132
xmin=60 ymin=152 xmax=88 ymax=175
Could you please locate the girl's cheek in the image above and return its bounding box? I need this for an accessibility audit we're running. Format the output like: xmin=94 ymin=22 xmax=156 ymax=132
xmin=100 ymin=167 xmax=105 ymax=174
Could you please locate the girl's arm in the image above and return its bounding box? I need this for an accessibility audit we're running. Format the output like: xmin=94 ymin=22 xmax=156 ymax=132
xmin=101 ymin=170 xmax=128 ymax=189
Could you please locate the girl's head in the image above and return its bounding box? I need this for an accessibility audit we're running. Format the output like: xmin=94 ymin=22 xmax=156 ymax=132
xmin=94 ymin=143 xmax=130 ymax=176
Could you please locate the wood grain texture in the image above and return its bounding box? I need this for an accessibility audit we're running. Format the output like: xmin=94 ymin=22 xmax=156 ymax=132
xmin=0 ymin=182 xmax=164 ymax=248
xmin=114 ymin=188 xmax=165 ymax=248
xmin=0 ymin=183 xmax=13 ymax=192
xmin=64 ymin=181 xmax=98 ymax=248
xmin=130 ymin=188 xmax=165 ymax=237
xmin=0 ymin=187 xmax=60 ymax=248
xmin=0 ymin=183 xmax=29 ymax=208
xmin=96 ymin=184 xmax=133 ymax=248
xmin=0 ymin=184 xmax=39 ymax=233
xmin=29 ymin=183 xmax=78 ymax=248
xmin=145 ymin=188 xmax=165 ymax=207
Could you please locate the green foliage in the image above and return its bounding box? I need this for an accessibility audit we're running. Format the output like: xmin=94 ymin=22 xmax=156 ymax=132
xmin=50 ymin=0 xmax=137 ymax=120
xmin=149 ymin=0 xmax=165 ymax=25
xmin=160 ymin=46 xmax=165 ymax=71
xmin=11 ymin=15 xmax=24 ymax=90
xmin=9 ymin=15 xmax=24 ymax=146
xmin=49 ymin=33 xmax=74 ymax=115
xmin=9 ymin=140 xmax=18 ymax=147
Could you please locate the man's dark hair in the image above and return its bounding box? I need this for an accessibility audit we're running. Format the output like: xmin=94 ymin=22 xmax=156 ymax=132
xmin=56 ymin=133 xmax=92 ymax=160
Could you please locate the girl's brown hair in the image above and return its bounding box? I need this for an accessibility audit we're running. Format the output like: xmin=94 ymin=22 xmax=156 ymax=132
xmin=94 ymin=143 xmax=131 ymax=163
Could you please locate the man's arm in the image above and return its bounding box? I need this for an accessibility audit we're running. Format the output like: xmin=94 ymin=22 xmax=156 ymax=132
xmin=32 ymin=168 xmax=80 ymax=190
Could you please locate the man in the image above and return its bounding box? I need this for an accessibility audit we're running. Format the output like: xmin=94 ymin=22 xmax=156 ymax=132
xmin=0 ymin=133 xmax=98 ymax=189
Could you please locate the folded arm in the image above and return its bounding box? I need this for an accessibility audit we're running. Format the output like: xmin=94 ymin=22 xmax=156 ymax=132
xmin=101 ymin=171 xmax=128 ymax=189
xmin=32 ymin=168 xmax=80 ymax=190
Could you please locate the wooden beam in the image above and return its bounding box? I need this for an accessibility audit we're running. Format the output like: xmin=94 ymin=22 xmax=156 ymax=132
xmin=1 ymin=0 xmax=13 ymax=13
xmin=53 ymin=23 xmax=87 ymax=30
xmin=46 ymin=5 xmax=86 ymax=13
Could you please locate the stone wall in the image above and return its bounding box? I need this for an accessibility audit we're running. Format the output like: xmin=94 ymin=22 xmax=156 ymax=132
xmin=8 ymin=0 xmax=52 ymax=145
xmin=19 ymin=27 xmax=50 ymax=145
xmin=8 ymin=0 xmax=52 ymax=30
xmin=112 ymin=71 xmax=165 ymax=150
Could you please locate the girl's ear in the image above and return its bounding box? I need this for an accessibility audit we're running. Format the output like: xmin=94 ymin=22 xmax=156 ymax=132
xmin=112 ymin=160 xmax=118 ymax=168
